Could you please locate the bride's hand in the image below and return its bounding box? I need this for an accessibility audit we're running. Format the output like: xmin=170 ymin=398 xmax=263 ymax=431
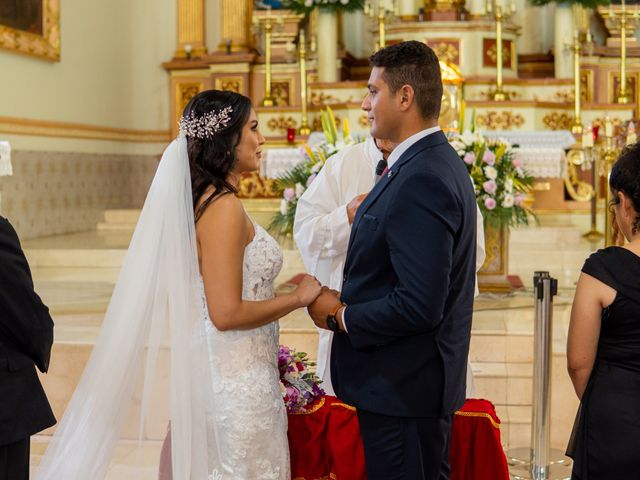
xmin=293 ymin=275 xmax=322 ymax=307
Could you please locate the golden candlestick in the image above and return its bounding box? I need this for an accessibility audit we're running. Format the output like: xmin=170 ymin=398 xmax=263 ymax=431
xmin=571 ymin=30 xmax=583 ymax=135
xmin=298 ymin=30 xmax=311 ymax=136
xmin=487 ymin=1 xmax=515 ymax=102
xmin=602 ymin=117 xmax=618 ymax=247
xmin=365 ymin=0 xmax=397 ymax=51
xmin=617 ymin=4 xmax=631 ymax=104
xmin=378 ymin=0 xmax=387 ymax=48
xmin=253 ymin=9 xmax=276 ymax=107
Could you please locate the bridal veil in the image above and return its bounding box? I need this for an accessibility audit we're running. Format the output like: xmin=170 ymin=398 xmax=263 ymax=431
xmin=36 ymin=136 xmax=219 ymax=479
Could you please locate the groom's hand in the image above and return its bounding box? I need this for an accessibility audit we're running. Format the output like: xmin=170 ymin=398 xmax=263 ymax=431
xmin=308 ymin=287 xmax=341 ymax=330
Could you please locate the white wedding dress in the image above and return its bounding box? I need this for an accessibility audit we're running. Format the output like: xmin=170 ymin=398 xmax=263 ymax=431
xmin=202 ymin=219 xmax=290 ymax=479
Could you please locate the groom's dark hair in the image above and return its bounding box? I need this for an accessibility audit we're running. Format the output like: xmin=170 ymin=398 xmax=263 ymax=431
xmin=369 ymin=41 xmax=442 ymax=121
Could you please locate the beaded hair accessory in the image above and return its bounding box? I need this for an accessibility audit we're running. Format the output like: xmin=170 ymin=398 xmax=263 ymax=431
xmin=178 ymin=106 xmax=233 ymax=139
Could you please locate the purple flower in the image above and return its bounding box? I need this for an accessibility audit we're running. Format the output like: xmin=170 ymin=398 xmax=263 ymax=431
xmin=306 ymin=173 xmax=317 ymax=187
xmin=463 ymin=152 xmax=475 ymax=165
xmin=484 ymin=197 xmax=497 ymax=210
xmin=483 ymin=180 xmax=497 ymax=195
xmin=483 ymin=150 xmax=496 ymax=165
xmin=283 ymin=188 xmax=295 ymax=202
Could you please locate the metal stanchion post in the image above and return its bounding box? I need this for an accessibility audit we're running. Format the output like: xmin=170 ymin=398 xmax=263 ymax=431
xmin=508 ymin=272 xmax=572 ymax=480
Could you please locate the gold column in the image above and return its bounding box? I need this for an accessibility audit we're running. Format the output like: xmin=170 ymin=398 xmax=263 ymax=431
xmin=299 ymin=30 xmax=311 ymax=136
xmin=176 ymin=0 xmax=206 ymax=58
xmin=571 ymin=30 xmax=582 ymax=135
xmin=616 ymin=7 xmax=631 ymax=104
xmin=221 ymin=0 xmax=253 ymax=52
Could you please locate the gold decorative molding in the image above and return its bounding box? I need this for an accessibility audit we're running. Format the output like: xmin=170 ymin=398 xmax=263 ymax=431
xmin=267 ymin=116 xmax=298 ymax=133
xmin=358 ymin=114 xmax=369 ymax=128
xmin=0 ymin=116 xmax=170 ymax=143
xmin=426 ymin=39 xmax=460 ymax=65
xmin=476 ymin=111 xmax=524 ymax=130
xmin=311 ymin=114 xmax=341 ymax=132
xmin=0 ymin=0 xmax=60 ymax=61
xmin=214 ymin=77 xmax=243 ymax=93
xmin=554 ymin=89 xmax=574 ymax=102
xmin=580 ymin=69 xmax=593 ymax=103
xmin=176 ymin=82 xmax=204 ymax=120
xmin=481 ymin=88 xmax=518 ymax=101
xmin=176 ymin=0 xmax=206 ymax=58
xmin=610 ymin=71 xmax=638 ymax=104
xmin=238 ymin=172 xmax=280 ymax=198
xmin=310 ymin=92 xmax=341 ymax=107
xmin=483 ymin=38 xmax=514 ymax=69
xmin=542 ymin=112 xmax=574 ymax=130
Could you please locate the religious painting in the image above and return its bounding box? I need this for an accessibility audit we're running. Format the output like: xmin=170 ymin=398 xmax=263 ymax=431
xmin=482 ymin=38 xmax=514 ymax=70
xmin=0 ymin=0 xmax=60 ymax=61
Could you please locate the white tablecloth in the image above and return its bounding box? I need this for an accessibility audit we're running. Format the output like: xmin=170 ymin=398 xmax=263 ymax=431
xmin=515 ymin=148 xmax=567 ymax=178
xmin=0 ymin=141 xmax=11 ymax=176
xmin=263 ymin=136 xmax=568 ymax=180
xmin=484 ymin=130 xmax=576 ymax=150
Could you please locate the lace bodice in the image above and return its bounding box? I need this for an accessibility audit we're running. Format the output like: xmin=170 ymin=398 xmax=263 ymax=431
xmin=200 ymin=220 xmax=289 ymax=480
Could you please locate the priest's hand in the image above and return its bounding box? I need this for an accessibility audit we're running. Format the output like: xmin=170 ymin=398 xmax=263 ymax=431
xmin=308 ymin=287 xmax=342 ymax=330
xmin=346 ymin=193 xmax=368 ymax=225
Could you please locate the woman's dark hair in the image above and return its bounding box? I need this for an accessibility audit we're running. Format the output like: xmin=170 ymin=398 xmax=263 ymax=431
xmin=182 ymin=89 xmax=252 ymax=221
xmin=610 ymin=141 xmax=640 ymax=234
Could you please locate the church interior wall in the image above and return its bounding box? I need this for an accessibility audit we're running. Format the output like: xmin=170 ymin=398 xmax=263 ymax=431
xmin=0 ymin=0 xmax=177 ymax=239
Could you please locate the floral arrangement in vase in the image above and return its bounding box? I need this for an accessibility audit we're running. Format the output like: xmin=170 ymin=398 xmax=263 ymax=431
xmin=269 ymin=107 xmax=359 ymax=237
xmin=278 ymin=345 xmax=325 ymax=413
xmin=281 ymin=0 xmax=365 ymax=15
xmin=450 ymin=129 xmax=535 ymax=227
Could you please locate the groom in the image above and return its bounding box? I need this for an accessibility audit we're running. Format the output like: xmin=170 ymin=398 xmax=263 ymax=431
xmin=308 ymin=41 xmax=477 ymax=479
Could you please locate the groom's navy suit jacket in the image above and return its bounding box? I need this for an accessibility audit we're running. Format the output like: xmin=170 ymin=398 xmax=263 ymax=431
xmin=331 ymin=130 xmax=477 ymax=418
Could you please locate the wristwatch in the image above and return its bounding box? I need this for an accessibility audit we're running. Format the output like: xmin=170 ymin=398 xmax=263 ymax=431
xmin=326 ymin=303 xmax=345 ymax=333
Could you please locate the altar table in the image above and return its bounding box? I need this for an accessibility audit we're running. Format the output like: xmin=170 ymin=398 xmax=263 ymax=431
xmin=287 ymin=396 xmax=510 ymax=480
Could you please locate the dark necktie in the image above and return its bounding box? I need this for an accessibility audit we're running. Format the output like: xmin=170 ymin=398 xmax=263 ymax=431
xmin=374 ymin=159 xmax=388 ymax=185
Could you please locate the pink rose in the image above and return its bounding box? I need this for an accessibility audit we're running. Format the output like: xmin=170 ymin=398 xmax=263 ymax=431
xmin=483 ymin=150 xmax=496 ymax=165
xmin=483 ymin=180 xmax=497 ymax=195
xmin=484 ymin=197 xmax=497 ymax=210
xmin=514 ymin=192 xmax=525 ymax=206
xmin=283 ymin=187 xmax=295 ymax=202
xmin=512 ymin=157 xmax=522 ymax=168
xmin=463 ymin=152 xmax=475 ymax=165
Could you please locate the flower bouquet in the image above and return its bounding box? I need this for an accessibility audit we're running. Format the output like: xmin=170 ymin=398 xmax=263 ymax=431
xmin=450 ymin=130 xmax=535 ymax=227
xmin=268 ymin=107 xmax=359 ymax=237
xmin=278 ymin=345 xmax=325 ymax=413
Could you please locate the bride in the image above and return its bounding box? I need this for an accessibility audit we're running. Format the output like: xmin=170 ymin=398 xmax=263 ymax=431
xmin=36 ymin=90 xmax=321 ymax=479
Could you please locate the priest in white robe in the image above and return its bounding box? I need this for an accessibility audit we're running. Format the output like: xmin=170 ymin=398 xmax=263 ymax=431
xmin=294 ymin=136 xmax=486 ymax=397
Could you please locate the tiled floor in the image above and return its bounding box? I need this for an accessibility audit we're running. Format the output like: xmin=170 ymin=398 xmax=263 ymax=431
xmin=25 ymin=208 xmax=605 ymax=475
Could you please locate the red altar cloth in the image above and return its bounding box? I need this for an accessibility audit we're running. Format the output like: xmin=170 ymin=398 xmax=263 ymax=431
xmin=287 ymin=397 xmax=510 ymax=480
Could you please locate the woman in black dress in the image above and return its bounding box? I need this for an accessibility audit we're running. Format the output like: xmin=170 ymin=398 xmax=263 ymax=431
xmin=567 ymin=142 xmax=640 ymax=479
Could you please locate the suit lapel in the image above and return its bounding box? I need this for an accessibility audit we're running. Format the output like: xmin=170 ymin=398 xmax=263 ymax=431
xmin=345 ymin=130 xmax=449 ymax=261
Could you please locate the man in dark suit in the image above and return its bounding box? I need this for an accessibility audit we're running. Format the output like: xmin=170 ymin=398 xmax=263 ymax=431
xmin=308 ymin=41 xmax=477 ymax=479
xmin=0 ymin=216 xmax=56 ymax=479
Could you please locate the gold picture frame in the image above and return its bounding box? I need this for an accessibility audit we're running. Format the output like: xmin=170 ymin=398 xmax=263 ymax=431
xmin=0 ymin=0 xmax=60 ymax=61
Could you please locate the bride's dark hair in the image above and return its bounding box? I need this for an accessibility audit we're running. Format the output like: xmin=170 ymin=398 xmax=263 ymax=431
xmin=182 ymin=89 xmax=252 ymax=221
